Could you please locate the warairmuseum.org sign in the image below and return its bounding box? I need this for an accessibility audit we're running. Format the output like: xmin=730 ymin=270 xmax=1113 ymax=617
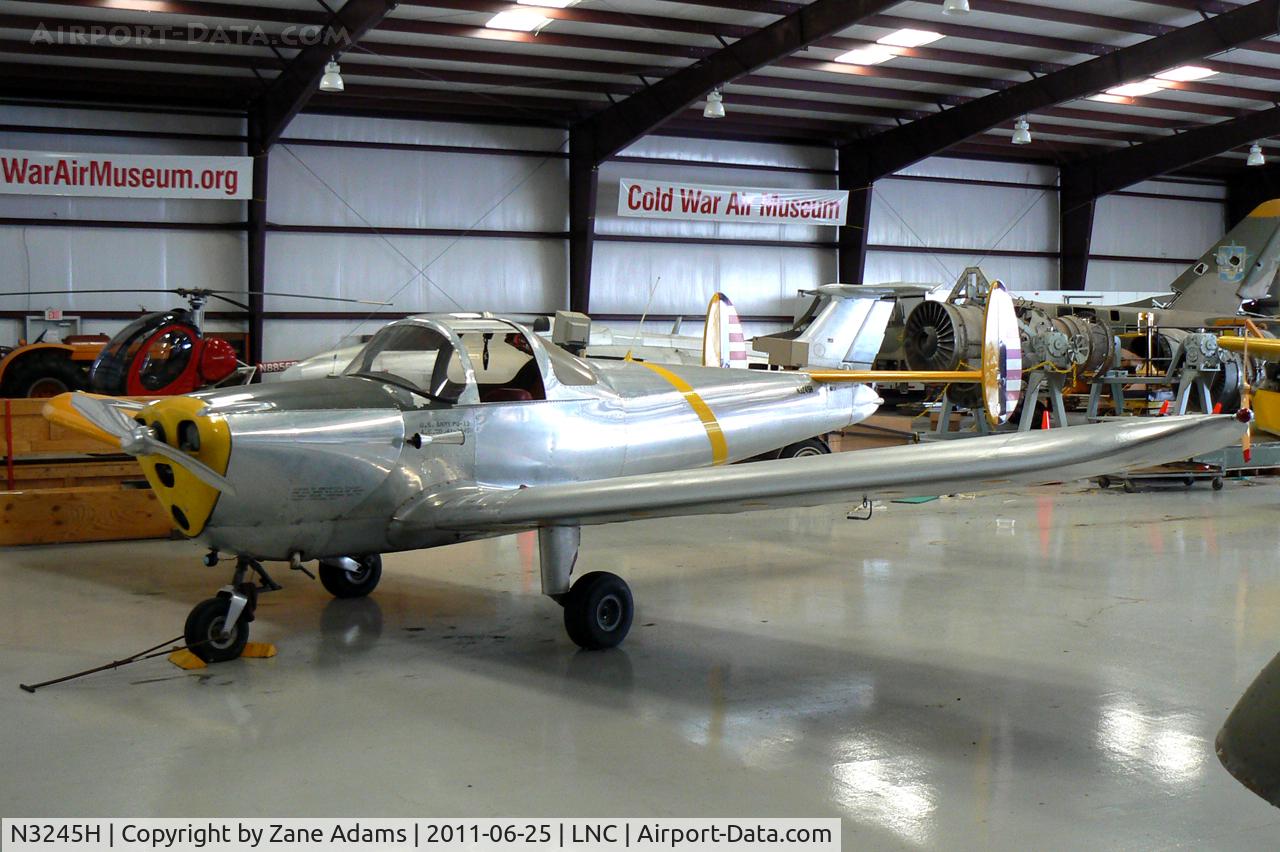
xmin=617 ymin=178 xmax=849 ymax=226
xmin=0 ymin=150 xmax=252 ymax=199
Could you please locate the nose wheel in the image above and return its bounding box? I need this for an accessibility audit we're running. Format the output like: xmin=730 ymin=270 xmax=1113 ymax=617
xmin=184 ymin=595 xmax=250 ymax=663
xmin=184 ymin=555 xmax=280 ymax=663
xmin=562 ymin=571 xmax=633 ymax=650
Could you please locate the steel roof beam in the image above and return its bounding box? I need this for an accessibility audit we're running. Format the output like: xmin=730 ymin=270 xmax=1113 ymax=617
xmin=1061 ymin=107 xmax=1280 ymax=205
xmin=251 ymin=0 xmax=399 ymax=153
xmin=570 ymin=0 xmax=903 ymax=165
xmin=841 ymin=0 xmax=1280 ymax=185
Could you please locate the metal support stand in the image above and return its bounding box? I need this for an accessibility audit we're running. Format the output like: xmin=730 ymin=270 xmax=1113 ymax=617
xmin=934 ymin=389 xmax=990 ymax=435
xmin=1018 ymin=370 xmax=1070 ymax=431
xmin=1086 ymin=370 xmax=1129 ymax=419
xmin=1173 ymin=367 xmax=1216 ymax=415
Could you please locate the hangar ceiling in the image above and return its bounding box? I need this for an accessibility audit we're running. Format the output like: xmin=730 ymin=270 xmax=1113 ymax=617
xmin=5 ymin=0 xmax=1280 ymax=174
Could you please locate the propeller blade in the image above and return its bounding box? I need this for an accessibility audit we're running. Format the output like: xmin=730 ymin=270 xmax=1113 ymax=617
xmin=136 ymin=436 xmax=237 ymax=495
xmin=69 ymin=393 xmax=137 ymax=439
xmin=67 ymin=394 xmax=236 ymax=494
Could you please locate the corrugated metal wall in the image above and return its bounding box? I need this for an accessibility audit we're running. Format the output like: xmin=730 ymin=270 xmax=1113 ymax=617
xmin=0 ymin=105 xmax=247 ymax=345
xmin=0 ymin=105 xmax=1234 ymax=363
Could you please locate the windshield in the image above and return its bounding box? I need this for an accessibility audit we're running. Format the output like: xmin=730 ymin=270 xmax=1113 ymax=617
xmin=343 ymin=324 xmax=467 ymax=403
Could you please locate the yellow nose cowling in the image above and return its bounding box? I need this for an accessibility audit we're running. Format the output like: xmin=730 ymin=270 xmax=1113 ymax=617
xmin=135 ymin=397 xmax=232 ymax=536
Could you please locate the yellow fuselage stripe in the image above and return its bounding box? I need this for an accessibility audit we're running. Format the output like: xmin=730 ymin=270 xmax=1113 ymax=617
xmin=640 ymin=362 xmax=729 ymax=465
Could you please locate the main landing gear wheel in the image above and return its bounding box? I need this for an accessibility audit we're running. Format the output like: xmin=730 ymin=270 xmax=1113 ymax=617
xmin=318 ymin=554 xmax=383 ymax=599
xmin=777 ymin=437 xmax=831 ymax=459
xmin=563 ymin=571 xmax=633 ymax=650
xmin=184 ymin=596 xmax=249 ymax=663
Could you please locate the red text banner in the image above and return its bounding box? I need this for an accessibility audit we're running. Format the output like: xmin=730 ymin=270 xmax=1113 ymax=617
xmin=0 ymin=150 xmax=251 ymax=199
xmin=618 ymin=178 xmax=847 ymax=226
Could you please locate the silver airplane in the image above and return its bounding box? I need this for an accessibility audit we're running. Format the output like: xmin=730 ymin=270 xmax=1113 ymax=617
xmin=46 ymin=284 xmax=1248 ymax=662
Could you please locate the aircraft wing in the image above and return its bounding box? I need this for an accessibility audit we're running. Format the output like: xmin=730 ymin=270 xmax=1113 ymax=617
xmin=394 ymin=414 xmax=1245 ymax=537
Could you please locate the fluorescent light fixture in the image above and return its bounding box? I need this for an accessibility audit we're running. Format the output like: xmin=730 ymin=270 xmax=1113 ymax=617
xmin=1105 ymin=79 xmax=1165 ymax=98
xmin=518 ymin=0 xmax=577 ymax=6
xmin=1155 ymin=65 xmax=1217 ymax=82
xmin=877 ymin=28 xmax=944 ymax=48
xmin=486 ymin=9 xmax=550 ymax=31
xmin=319 ymin=60 xmax=343 ymax=92
xmin=703 ymin=89 xmax=725 ymax=119
xmin=834 ymin=45 xmax=897 ymax=65
xmin=942 ymin=0 xmax=970 ymax=13
xmin=1248 ymin=143 xmax=1266 ymax=167
xmin=1011 ymin=116 xmax=1031 ymax=145
xmin=1088 ymin=94 xmax=1128 ymax=104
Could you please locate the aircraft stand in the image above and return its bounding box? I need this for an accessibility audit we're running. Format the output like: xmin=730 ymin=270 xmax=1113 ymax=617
xmin=1017 ymin=370 xmax=1070 ymax=431
xmin=933 ymin=389 xmax=991 ymax=435
xmin=1172 ymin=367 xmax=1217 ymax=416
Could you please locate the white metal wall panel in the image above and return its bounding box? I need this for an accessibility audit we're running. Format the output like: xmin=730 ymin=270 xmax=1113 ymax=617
xmin=616 ymin=137 xmax=836 ymax=171
xmin=268 ymin=144 xmax=568 ymax=230
xmin=0 ymin=105 xmax=243 ymax=136
xmin=864 ymin=250 xmax=1058 ymax=292
xmin=591 ymin=137 xmax=835 ymax=314
xmin=870 ymin=178 xmax=1058 ymax=254
xmin=0 ymin=108 xmax=248 ymax=343
xmin=1 ymin=225 xmax=245 ymax=308
xmin=284 ymin=114 xmax=567 ymax=152
xmin=1124 ymin=179 xmax=1226 ymax=200
xmin=261 ymin=318 xmax=379 ymax=364
xmin=591 ymin=241 xmax=834 ymax=316
xmin=264 ymin=233 xmax=564 ymax=313
xmin=1085 ymin=260 xmax=1191 ymax=293
xmin=894 ymin=156 xmax=1057 ymax=187
xmin=1091 ymin=195 xmax=1224 ymax=261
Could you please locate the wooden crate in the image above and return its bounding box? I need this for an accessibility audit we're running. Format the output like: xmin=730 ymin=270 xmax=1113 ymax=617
xmin=2 ymin=398 xmax=120 ymax=456
xmin=0 ymin=485 xmax=171 ymax=546
xmin=1 ymin=397 xmax=169 ymax=545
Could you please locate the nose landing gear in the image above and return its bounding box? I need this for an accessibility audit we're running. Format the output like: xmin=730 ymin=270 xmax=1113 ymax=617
xmin=183 ymin=555 xmax=281 ymax=663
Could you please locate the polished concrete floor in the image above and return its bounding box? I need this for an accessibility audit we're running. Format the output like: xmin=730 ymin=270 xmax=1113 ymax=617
xmin=2 ymin=480 xmax=1280 ymax=848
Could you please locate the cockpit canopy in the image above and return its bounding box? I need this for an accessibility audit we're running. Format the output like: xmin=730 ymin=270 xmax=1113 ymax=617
xmin=343 ymin=316 xmax=597 ymax=404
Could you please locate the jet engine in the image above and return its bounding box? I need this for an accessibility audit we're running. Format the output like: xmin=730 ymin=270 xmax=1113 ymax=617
xmin=1018 ymin=307 xmax=1115 ymax=379
xmin=902 ymin=299 xmax=985 ymax=407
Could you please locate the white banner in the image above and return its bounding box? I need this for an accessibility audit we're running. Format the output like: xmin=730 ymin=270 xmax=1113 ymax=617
xmin=0 ymin=150 xmax=251 ymax=199
xmin=618 ymin=178 xmax=847 ymax=226
xmin=2 ymin=819 xmax=841 ymax=852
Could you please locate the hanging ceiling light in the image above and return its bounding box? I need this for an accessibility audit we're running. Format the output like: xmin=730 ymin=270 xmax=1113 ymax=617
xmin=942 ymin=0 xmax=970 ymax=14
xmin=704 ymin=89 xmax=725 ymax=119
xmin=1011 ymin=116 xmax=1032 ymax=145
xmin=1248 ymin=143 xmax=1266 ymax=167
xmin=319 ymin=60 xmax=344 ymax=92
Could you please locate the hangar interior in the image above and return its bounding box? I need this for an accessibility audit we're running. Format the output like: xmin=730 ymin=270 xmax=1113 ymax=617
xmin=2 ymin=0 xmax=1280 ymax=847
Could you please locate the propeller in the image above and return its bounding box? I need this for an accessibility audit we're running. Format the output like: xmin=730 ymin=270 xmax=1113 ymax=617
xmin=68 ymin=394 xmax=236 ymax=495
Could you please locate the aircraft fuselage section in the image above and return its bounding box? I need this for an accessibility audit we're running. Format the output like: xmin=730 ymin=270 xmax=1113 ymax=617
xmin=193 ymin=367 xmax=880 ymax=560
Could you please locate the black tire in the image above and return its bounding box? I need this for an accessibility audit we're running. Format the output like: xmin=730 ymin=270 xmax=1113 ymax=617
xmin=318 ymin=554 xmax=382 ymax=598
xmin=777 ymin=437 xmax=831 ymax=459
xmin=184 ymin=596 xmax=249 ymax=663
xmin=6 ymin=350 xmax=86 ymax=398
xmin=563 ymin=571 xmax=633 ymax=650
xmin=1097 ymin=476 xmax=1111 ymax=490
xmin=1213 ymin=477 xmax=1225 ymax=491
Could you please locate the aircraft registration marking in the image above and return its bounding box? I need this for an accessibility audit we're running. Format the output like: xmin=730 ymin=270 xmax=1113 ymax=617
xmin=638 ymin=363 xmax=729 ymax=465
